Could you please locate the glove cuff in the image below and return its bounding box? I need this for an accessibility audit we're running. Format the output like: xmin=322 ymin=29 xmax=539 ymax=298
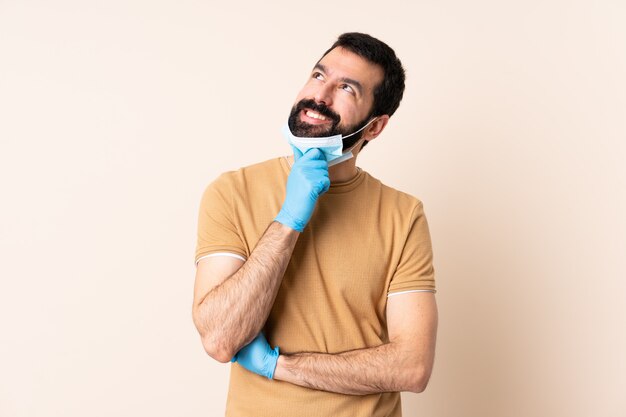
xmin=266 ymin=346 xmax=280 ymax=380
xmin=275 ymin=209 xmax=305 ymax=232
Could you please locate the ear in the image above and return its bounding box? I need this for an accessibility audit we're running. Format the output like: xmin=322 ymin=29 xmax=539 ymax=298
xmin=362 ymin=115 xmax=390 ymax=143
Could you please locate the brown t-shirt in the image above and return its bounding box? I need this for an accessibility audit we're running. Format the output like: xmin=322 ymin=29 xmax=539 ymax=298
xmin=196 ymin=157 xmax=435 ymax=417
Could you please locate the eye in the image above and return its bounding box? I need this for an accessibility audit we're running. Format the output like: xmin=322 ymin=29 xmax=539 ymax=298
xmin=312 ymin=72 xmax=324 ymax=81
xmin=340 ymin=84 xmax=355 ymax=95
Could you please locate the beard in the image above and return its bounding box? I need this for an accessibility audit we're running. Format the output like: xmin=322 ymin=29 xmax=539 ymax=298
xmin=287 ymin=98 xmax=371 ymax=151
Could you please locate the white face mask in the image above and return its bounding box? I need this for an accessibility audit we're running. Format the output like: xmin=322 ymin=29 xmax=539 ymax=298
xmin=282 ymin=118 xmax=377 ymax=167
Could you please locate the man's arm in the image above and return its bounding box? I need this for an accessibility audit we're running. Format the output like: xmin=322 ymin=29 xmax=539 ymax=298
xmin=192 ymin=221 xmax=299 ymax=363
xmin=192 ymin=148 xmax=330 ymax=363
xmin=272 ymin=292 xmax=438 ymax=395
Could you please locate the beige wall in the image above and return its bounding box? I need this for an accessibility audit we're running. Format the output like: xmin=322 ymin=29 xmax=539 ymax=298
xmin=1 ymin=1 xmax=624 ymax=416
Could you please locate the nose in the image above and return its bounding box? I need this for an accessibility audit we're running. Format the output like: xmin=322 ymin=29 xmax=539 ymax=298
xmin=313 ymin=82 xmax=333 ymax=107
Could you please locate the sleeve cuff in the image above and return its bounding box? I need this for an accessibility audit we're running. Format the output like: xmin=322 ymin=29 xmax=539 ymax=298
xmin=195 ymin=252 xmax=247 ymax=265
xmin=387 ymin=289 xmax=436 ymax=298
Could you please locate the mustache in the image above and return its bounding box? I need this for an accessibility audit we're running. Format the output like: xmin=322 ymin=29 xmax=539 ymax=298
xmin=294 ymin=99 xmax=341 ymax=124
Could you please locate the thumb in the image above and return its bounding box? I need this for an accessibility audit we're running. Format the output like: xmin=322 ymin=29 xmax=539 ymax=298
xmin=302 ymin=148 xmax=325 ymax=161
xmin=291 ymin=145 xmax=303 ymax=162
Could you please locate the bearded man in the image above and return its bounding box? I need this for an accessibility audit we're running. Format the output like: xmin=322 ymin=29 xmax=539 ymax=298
xmin=192 ymin=32 xmax=438 ymax=417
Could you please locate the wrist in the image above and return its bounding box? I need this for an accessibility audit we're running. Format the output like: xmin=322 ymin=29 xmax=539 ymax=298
xmin=274 ymin=209 xmax=306 ymax=232
xmin=273 ymin=352 xmax=302 ymax=385
xmin=273 ymin=354 xmax=289 ymax=381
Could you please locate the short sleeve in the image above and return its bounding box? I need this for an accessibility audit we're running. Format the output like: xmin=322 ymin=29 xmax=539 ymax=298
xmin=195 ymin=173 xmax=247 ymax=264
xmin=387 ymin=202 xmax=436 ymax=295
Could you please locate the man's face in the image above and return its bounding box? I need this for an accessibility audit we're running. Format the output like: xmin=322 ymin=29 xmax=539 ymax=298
xmin=288 ymin=46 xmax=384 ymax=145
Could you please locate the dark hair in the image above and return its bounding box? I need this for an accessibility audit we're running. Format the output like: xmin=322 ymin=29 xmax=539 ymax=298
xmin=320 ymin=32 xmax=406 ymax=118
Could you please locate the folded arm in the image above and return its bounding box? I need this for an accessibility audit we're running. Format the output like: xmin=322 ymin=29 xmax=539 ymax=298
xmin=272 ymin=292 xmax=438 ymax=395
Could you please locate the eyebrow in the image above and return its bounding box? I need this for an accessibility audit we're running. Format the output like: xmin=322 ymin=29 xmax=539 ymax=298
xmin=314 ymin=63 xmax=363 ymax=96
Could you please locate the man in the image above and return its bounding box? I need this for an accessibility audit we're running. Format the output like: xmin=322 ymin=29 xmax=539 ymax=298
xmin=192 ymin=32 xmax=437 ymax=417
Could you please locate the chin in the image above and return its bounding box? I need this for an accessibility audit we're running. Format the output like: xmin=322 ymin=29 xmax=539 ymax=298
xmin=293 ymin=124 xmax=335 ymax=138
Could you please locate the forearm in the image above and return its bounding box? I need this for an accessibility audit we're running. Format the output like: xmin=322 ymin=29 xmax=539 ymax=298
xmin=195 ymin=221 xmax=299 ymax=361
xmin=273 ymin=341 xmax=431 ymax=396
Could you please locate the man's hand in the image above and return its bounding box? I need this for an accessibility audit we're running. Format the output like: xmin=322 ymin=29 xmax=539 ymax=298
xmin=274 ymin=148 xmax=330 ymax=232
xmin=231 ymin=332 xmax=280 ymax=379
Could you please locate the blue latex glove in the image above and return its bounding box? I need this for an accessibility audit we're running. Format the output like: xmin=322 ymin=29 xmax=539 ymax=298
xmin=274 ymin=147 xmax=330 ymax=232
xmin=231 ymin=332 xmax=280 ymax=379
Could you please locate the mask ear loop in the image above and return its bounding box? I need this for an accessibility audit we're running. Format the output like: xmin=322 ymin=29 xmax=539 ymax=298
xmin=342 ymin=117 xmax=378 ymax=140
xmin=326 ymin=117 xmax=380 ymax=167
xmin=342 ymin=117 xmax=378 ymax=153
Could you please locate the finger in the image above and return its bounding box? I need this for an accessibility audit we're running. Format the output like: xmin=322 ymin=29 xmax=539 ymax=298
xmin=313 ymin=176 xmax=331 ymax=194
xmin=320 ymin=177 xmax=331 ymax=194
xmin=301 ymin=148 xmax=325 ymax=161
xmin=304 ymin=160 xmax=330 ymax=170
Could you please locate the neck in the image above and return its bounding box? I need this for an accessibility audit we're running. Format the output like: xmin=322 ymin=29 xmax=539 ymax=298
xmin=328 ymin=157 xmax=359 ymax=182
